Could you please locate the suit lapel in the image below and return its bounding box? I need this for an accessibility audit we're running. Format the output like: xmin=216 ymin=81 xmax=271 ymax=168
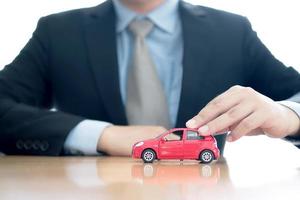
xmin=176 ymin=3 xmax=215 ymax=127
xmin=83 ymin=1 xmax=127 ymax=125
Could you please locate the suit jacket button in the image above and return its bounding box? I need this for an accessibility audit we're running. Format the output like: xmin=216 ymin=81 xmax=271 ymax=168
xmin=16 ymin=140 xmax=24 ymax=149
xmin=24 ymin=140 xmax=32 ymax=150
xmin=32 ymin=140 xmax=40 ymax=150
xmin=40 ymin=141 xmax=49 ymax=151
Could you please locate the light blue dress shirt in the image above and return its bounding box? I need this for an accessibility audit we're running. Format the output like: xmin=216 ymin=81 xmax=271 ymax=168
xmin=64 ymin=0 xmax=183 ymax=155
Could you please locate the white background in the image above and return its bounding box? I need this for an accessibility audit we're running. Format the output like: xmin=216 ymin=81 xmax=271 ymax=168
xmin=0 ymin=0 xmax=299 ymax=70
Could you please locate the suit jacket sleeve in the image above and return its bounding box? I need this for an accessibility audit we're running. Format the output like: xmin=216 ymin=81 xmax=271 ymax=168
xmin=242 ymin=18 xmax=300 ymax=144
xmin=0 ymin=17 xmax=84 ymax=155
xmin=243 ymin=18 xmax=300 ymax=101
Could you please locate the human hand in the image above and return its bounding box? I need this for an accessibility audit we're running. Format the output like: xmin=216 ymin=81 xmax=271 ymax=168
xmin=97 ymin=125 xmax=167 ymax=156
xmin=186 ymin=85 xmax=300 ymax=142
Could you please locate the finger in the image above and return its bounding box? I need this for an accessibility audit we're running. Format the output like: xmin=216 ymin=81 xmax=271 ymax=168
xmin=228 ymin=121 xmax=240 ymax=132
xmin=246 ymin=128 xmax=264 ymax=136
xmin=213 ymin=128 xmax=230 ymax=135
xmin=198 ymin=102 xmax=254 ymax=135
xmin=227 ymin=111 xmax=266 ymax=142
xmin=186 ymin=86 xmax=243 ymax=128
xmin=228 ymin=121 xmax=263 ymax=137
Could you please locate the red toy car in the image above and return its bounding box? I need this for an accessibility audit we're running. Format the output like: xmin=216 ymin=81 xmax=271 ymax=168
xmin=132 ymin=128 xmax=220 ymax=163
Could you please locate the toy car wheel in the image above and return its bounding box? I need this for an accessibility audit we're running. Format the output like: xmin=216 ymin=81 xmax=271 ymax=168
xmin=199 ymin=150 xmax=214 ymax=164
xmin=142 ymin=149 xmax=156 ymax=163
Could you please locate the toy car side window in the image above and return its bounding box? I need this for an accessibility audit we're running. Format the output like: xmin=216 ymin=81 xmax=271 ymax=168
xmin=164 ymin=130 xmax=183 ymax=141
xmin=187 ymin=131 xmax=204 ymax=140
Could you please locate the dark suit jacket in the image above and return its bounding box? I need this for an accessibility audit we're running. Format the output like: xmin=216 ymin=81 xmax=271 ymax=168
xmin=1 ymin=1 xmax=300 ymax=155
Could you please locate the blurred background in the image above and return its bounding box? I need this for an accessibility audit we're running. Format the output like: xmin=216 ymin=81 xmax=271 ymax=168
xmin=0 ymin=0 xmax=299 ymax=70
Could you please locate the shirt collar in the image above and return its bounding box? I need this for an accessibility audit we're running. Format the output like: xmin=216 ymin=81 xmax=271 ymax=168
xmin=112 ymin=0 xmax=180 ymax=34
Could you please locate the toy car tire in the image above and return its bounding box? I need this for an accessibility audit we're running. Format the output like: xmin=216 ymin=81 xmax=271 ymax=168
xmin=199 ymin=150 xmax=214 ymax=164
xmin=142 ymin=149 xmax=156 ymax=163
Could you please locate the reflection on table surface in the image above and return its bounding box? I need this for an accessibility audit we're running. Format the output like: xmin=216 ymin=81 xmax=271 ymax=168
xmin=0 ymin=136 xmax=300 ymax=200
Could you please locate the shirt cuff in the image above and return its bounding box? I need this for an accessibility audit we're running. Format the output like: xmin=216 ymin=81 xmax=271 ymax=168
xmin=279 ymin=101 xmax=300 ymax=119
xmin=64 ymin=120 xmax=112 ymax=155
xmin=278 ymin=101 xmax=300 ymax=146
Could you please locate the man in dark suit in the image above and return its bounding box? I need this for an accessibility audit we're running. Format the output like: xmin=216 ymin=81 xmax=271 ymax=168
xmin=0 ymin=0 xmax=300 ymax=156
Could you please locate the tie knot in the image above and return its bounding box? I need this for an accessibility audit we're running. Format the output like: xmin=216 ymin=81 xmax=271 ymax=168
xmin=129 ymin=19 xmax=154 ymax=38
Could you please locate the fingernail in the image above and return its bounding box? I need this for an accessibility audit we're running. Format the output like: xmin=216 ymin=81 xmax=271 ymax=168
xmin=227 ymin=135 xmax=233 ymax=142
xmin=198 ymin=125 xmax=210 ymax=135
xmin=186 ymin=119 xmax=197 ymax=128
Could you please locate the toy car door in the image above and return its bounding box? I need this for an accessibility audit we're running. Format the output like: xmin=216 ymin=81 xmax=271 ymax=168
xmin=158 ymin=130 xmax=184 ymax=159
xmin=184 ymin=130 xmax=205 ymax=159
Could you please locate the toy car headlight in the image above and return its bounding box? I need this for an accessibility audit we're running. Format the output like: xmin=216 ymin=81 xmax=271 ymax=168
xmin=135 ymin=142 xmax=144 ymax=147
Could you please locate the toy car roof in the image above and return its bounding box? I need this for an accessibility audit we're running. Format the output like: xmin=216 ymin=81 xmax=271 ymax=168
xmin=169 ymin=127 xmax=199 ymax=132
